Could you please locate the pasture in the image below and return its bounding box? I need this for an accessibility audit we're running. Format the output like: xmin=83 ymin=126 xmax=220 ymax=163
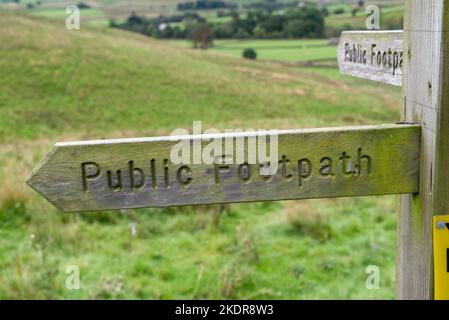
xmin=169 ymin=39 xmax=337 ymax=63
xmin=0 ymin=11 xmax=403 ymax=299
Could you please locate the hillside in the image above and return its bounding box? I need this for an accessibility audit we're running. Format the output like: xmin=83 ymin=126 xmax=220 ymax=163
xmin=0 ymin=12 xmax=402 ymax=299
xmin=0 ymin=11 xmax=402 ymax=141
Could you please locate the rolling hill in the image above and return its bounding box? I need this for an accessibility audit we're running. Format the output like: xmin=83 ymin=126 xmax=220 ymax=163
xmin=0 ymin=11 xmax=401 ymax=142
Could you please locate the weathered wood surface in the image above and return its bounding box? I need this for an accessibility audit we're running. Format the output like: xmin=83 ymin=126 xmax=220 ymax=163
xmin=27 ymin=124 xmax=420 ymax=212
xmin=337 ymin=31 xmax=403 ymax=86
xmin=397 ymin=0 xmax=449 ymax=300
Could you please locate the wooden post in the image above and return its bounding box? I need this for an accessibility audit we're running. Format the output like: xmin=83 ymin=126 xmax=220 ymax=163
xmin=397 ymin=0 xmax=449 ymax=300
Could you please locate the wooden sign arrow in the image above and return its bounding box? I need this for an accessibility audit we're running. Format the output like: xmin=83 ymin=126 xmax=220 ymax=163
xmin=26 ymin=124 xmax=420 ymax=212
xmin=338 ymin=30 xmax=403 ymax=86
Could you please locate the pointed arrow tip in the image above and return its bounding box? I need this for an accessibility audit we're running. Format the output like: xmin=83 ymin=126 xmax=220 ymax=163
xmin=24 ymin=144 xmax=65 ymax=211
xmin=24 ymin=172 xmax=38 ymax=193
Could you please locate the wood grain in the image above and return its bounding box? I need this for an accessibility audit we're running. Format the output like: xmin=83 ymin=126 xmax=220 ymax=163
xmin=397 ymin=0 xmax=449 ymax=300
xmin=338 ymin=31 xmax=403 ymax=86
xmin=26 ymin=124 xmax=420 ymax=212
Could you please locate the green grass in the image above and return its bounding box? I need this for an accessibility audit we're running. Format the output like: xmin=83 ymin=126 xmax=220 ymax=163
xmin=169 ymin=39 xmax=338 ymax=62
xmin=31 ymin=7 xmax=105 ymax=17
xmin=212 ymin=39 xmax=337 ymax=62
xmin=0 ymin=11 xmax=402 ymax=299
xmin=26 ymin=5 xmax=111 ymax=27
xmin=325 ymin=4 xmax=404 ymax=35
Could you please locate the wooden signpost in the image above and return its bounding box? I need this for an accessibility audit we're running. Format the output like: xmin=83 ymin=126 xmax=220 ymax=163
xmin=337 ymin=31 xmax=403 ymax=86
xmin=27 ymin=125 xmax=419 ymax=212
xmin=26 ymin=0 xmax=449 ymax=300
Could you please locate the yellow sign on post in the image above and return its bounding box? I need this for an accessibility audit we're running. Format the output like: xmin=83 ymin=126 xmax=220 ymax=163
xmin=434 ymin=215 xmax=449 ymax=300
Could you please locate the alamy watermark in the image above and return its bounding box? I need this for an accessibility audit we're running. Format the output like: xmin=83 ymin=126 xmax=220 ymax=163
xmin=366 ymin=5 xmax=380 ymax=30
xmin=365 ymin=265 xmax=380 ymax=290
xmin=65 ymin=265 xmax=80 ymax=290
xmin=169 ymin=121 xmax=279 ymax=175
xmin=65 ymin=5 xmax=80 ymax=30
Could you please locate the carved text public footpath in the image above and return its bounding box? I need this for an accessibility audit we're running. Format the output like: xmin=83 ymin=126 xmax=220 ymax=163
xmin=344 ymin=41 xmax=403 ymax=76
xmin=80 ymin=148 xmax=372 ymax=193
xmin=337 ymin=31 xmax=404 ymax=86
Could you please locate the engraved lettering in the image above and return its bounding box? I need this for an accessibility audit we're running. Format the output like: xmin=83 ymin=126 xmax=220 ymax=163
xmin=319 ymin=157 xmax=333 ymax=177
xmin=393 ymin=51 xmax=399 ymax=75
xmin=355 ymin=148 xmax=372 ymax=176
xmin=298 ymin=159 xmax=312 ymax=187
xmin=376 ymin=51 xmax=382 ymax=66
xmin=107 ymin=170 xmax=123 ymax=192
xmin=345 ymin=43 xmax=350 ymax=61
xmin=388 ymin=48 xmax=392 ymax=68
xmin=150 ymin=159 xmax=157 ymax=189
xmin=279 ymin=155 xmax=293 ymax=181
xmin=238 ymin=163 xmax=251 ymax=182
xmin=163 ymin=159 xmax=169 ymax=188
xmin=81 ymin=162 xmax=100 ymax=192
xmin=339 ymin=152 xmax=353 ymax=176
xmin=177 ymin=165 xmax=192 ymax=187
xmin=215 ymin=156 xmax=230 ymax=185
xmin=371 ymin=44 xmax=377 ymax=65
xmin=129 ymin=161 xmax=145 ymax=190
xmin=259 ymin=162 xmax=274 ymax=182
xmin=78 ymin=149 xmax=374 ymax=195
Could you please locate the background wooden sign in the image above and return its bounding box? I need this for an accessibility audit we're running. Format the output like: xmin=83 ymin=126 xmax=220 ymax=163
xmin=27 ymin=124 xmax=420 ymax=212
xmin=337 ymin=31 xmax=403 ymax=86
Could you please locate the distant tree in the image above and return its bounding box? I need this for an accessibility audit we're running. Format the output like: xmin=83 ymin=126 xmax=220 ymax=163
xmin=178 ymin=0 xmax=233 ymax=11
xmin=285 ymin=20 xmax=307 ymax=38
xmin=230 ymin=9 xmax=239 ymax=19
xmin=260 ymin=14 xmax=285 ymax=33
xmin=177 ymin=1 xmax=194 ymax=10
xmin=321 ymin=7 xmax=329 ymax=17
xmin=77 ymin=2 xmax=90 ymax=9
xmin=26 ymin=3 xmax=33 ymax=9
xmin=109 ymin=19 xmax=117 ymax=28
xmin=127 ymin=11 xmax=143 ymax=25
xmin=245 ymin=12 xmax=257 ymax=33
xmin=188 ymin=23 xmax=214 ymax=49
xmin=285 ymin=7 xmax=324 ymax=38
xmin=358 ymin=0 xmax=365 ymax=8
xmin=233 ymin=27 xmax=250 ymax=39
xmin=160 ymin=25 xmax=174 ymax=38
xmin=252 ymin=25 xmax=268 ymax=38
xmin=172 ymin=26 xmax=186 ymax=38
xmin=112 ymin=4 xmax=325 ymax=40
xmin=212 ymin=23 xmax=234 ymax=38
xmin=333 ymin=8 xmax=345 ymax=15
xmin=352 ymin=8 xmax=358 ymax=17
xmin=242 ymin=48 xmax=257 ymax=60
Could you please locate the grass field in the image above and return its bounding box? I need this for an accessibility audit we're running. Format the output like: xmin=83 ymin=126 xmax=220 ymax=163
xmin=0 ymin=11 xmax=402 ymax=299
xmin=325 ymin=4 xmax=404 ymax=35
xmin=169 ymin=39 xmax=337 ymax=62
